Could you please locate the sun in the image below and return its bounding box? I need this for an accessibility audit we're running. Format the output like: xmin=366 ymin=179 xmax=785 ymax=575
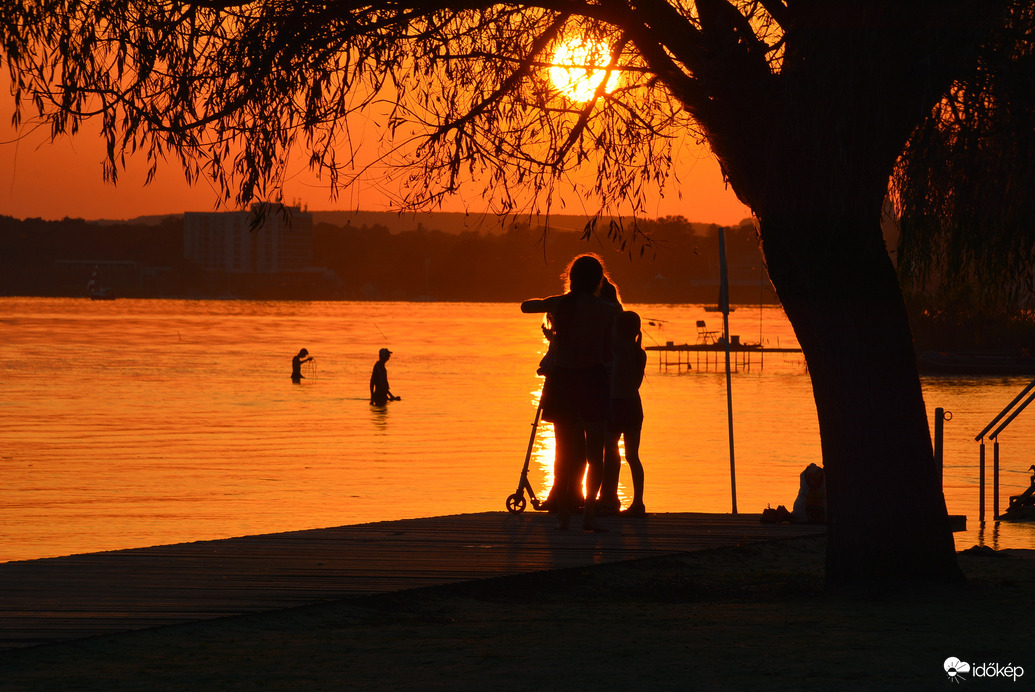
xmin=549 ymin=38 xmax=620 ymax=102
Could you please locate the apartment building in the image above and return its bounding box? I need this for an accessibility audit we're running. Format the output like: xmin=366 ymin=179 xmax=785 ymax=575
xmin=184 ymin=204 xmax=313 ymax=273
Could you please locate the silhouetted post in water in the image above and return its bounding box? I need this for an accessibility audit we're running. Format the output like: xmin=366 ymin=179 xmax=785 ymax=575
xmin=934 ymin=407 xmax=949 ymax=489
xmin=719 ymin=228 xmax=737 ymax=514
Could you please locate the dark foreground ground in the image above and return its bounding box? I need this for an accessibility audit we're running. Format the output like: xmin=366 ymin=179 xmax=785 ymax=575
xmin=3 ymin=536 xmax=1031 ymax=691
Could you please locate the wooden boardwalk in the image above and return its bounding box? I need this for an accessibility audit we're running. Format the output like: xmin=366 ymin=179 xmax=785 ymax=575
xmin=0 ymin=511 xmax=823 ymax=650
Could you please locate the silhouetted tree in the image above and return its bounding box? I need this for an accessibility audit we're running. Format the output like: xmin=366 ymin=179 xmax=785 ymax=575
xmin=893 ymin=0 xmax=1035 ymax=320
xmin=1 ymin=0 xmax=1017 ymax=589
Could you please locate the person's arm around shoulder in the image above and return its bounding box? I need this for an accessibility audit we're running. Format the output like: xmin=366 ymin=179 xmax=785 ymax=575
xmin=521 ymin=295 xmax=562 ymax=313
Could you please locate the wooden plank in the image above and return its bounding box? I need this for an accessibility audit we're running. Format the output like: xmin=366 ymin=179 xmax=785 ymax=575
xmin=0 ymin=512 xmax=822 ymax=650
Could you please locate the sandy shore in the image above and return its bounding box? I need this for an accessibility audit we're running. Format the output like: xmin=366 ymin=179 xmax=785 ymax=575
xmin=3 ymin=536 xmax=1032 ymax=690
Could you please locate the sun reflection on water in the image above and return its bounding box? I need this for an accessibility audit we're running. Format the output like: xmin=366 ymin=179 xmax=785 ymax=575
xmin=529 ymin=384 xmax=632 ymax=505
xmin=529 ymin=387 xmax=556 ymax=497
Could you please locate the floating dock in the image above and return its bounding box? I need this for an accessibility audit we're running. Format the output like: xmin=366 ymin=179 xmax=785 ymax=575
xmin=646 ymin=341 xmax=803 ymax=371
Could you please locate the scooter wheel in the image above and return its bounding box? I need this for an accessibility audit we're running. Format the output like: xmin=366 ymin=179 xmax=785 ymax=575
xmin=506 ymin=493 xmax=527 ymax=513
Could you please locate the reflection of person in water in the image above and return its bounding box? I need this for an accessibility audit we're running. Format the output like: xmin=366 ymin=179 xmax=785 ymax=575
xmin=522 ymin=254 xmax=619 ymax=532
xmin=291 ymin=348 xmax=313 ymax=382
xmin=370 ymin=348 xmax=398 ymax=405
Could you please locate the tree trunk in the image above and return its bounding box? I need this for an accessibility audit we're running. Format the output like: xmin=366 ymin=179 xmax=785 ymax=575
xmin=758 ymin=193 xmax=963 ymax=590
xmin=689 ymin=3 xmax=999 ymax=591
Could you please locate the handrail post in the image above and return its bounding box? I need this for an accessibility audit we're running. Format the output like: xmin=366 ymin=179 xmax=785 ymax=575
xmin=979 ymin=441 xmax=985 ymax=521
xmin=993 ymin=440 xmax=1000 ymax=519
xmin=974 ymin=376 xmax=1035 ymax=522
xmin=934 ymin=407 xmax=945 ymax=488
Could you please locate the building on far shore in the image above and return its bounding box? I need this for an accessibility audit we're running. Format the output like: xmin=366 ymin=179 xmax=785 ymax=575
xmin=184 ymin=204 xmax=314 ymax=274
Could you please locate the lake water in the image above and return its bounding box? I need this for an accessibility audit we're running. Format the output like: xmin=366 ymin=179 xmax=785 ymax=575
xmin=2 ymin=297 xmax=1033 ymax=562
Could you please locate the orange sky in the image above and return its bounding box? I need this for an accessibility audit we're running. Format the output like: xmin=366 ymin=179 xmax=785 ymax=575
xmin=0 ymin=89 xmax=751 ymax=225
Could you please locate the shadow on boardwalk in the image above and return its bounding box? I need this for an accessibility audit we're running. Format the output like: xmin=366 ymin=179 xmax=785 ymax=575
xmin=2 ymin=535 xmax=1033 ymax=691
xmin=0 ymin=511 xmax=821 ymax=650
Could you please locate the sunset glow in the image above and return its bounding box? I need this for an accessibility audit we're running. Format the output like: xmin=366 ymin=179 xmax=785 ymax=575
xmin=549 ymin=38 xmax=621 ymax=103
xmin=0 ymin=72 xmax=750 ymax=224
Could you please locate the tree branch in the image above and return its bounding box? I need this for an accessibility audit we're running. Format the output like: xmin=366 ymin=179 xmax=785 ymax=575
xmin=428 ymin=12 xmax=569 ymax=143
xmin=756 ymin=0 xmax=790 ymax=28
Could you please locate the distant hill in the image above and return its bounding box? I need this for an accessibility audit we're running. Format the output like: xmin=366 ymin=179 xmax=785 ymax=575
xmin=92 ymin=209 xmax=733 ymax=237
xmin=310 ymin=210 xmax=730 ymax=237
xmin=314 ymin=210 xmax=651 ymax=235
xmin=87 ymin=214 xmax=181 ymax=226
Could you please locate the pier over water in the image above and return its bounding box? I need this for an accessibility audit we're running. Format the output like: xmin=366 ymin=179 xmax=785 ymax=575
xmin=646 ymin=340 xmax=803 ymax=371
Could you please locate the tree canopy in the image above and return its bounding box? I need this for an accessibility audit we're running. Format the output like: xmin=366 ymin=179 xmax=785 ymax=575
xmin=3 ymin=2 xmax=994 ymax=218
xmin=3 ymin=0 xmax=709 ymax=215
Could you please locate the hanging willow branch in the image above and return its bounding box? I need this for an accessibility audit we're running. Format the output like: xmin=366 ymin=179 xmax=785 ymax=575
xmin=2 ymin=0 xmax=758 ymax=218
xmin=892 ymin=0 xmax=1035 ymax=312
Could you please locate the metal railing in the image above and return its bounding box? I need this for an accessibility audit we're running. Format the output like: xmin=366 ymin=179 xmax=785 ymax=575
xmin=974 ymin=377 xmax=1035 ymax=520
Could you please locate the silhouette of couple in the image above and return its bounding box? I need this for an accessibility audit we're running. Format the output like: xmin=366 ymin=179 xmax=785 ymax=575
xmin=522 ymin=254 xmax=647 ymax=531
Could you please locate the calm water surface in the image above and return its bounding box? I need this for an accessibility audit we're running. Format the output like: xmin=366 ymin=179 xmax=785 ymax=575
xmin=2 ymin=297 xmax=1033 ymax=562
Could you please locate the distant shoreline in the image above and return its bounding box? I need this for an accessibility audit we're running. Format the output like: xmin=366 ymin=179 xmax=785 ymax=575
xmin=0 ymin=212 xmax=776 ymax=303
xmin=0 ymin=294 xmax=775 ymax=306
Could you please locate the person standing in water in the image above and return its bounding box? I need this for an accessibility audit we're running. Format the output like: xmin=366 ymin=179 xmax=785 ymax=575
xmin=291 ymin=348 xmax=313 ymax=382
xmin=370 ymin=348 xmax=398 ymax=405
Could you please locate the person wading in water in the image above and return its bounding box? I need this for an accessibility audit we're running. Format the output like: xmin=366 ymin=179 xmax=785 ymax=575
xmin=370 ymin=348 xmax=399 ymax=405
xmin=291 ymin=348 xmax=313 ymax=383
